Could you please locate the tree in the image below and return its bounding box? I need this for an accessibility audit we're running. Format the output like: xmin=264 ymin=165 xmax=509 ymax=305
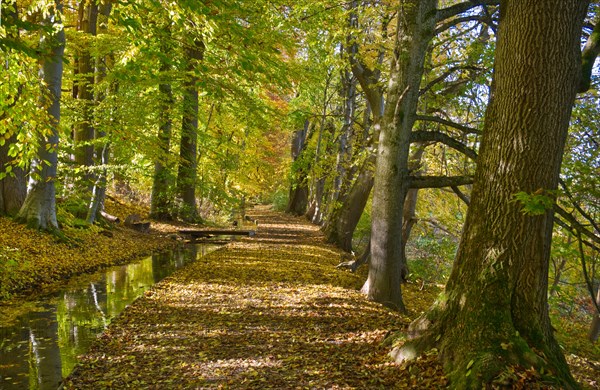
xmin=176 ymin=36 xmax=204 ymax=221
xmin=322 ymin=1 xmax=388 ymax=252
xmin=286 ymin=120 xmax=311 ymax=215
xmin=0 ymin=1 xmax=27 ymax=216
xmin=16 ymin=0 xmax=65 ymax=231
xmin=150 ymin=32 xmax=176 ymax=221
xmin=362 ymin=0 xmax=437 ymax=311
xmin=86 ymin=1 xmax=114 ymax=224
xmin=73 ymin=0 xmax=98 ymax=186
xmin=393 ymin=1 xmax=589 ymax=387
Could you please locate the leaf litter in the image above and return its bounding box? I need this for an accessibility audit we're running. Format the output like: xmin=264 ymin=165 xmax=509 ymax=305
xmin=61 ymin=206 xmax=599 ymax=389
xmin=63 ymin=206 xmax=445 ymax=389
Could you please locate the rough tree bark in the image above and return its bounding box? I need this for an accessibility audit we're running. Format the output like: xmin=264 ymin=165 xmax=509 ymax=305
xmin=176 ymin=38 xmax=204 ymax=221
xmin=16 ymin=1 xmax=65 ymax=231
xmin=393 ymin=1 xmax=588 ymax=387
xmin=361 ymin=0 xmax=437 ymax=311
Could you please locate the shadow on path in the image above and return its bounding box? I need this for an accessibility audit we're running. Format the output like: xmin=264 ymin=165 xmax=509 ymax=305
xmin=63 ymin=206 xmax=427 ymax=389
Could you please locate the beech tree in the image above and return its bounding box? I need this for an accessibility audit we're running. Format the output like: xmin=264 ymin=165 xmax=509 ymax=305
xmin=176 ymin=36 xmax=204 ymax=221
xmin=150 ymin=32 xmax=175 ymax=221
xmin=0 ymin=1 xmax=27 ymax=216
xmin=16 ymin=1 xmax=65 ymax=231
xmin=393 ymin=1 xmax=589 ymax=387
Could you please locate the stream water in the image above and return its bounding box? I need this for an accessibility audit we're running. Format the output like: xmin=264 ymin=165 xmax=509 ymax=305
xmin=0 ymin=244 xmax=220 ymax=390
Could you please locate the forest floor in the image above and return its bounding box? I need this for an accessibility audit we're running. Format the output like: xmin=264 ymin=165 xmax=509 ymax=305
xmin=59 ymin=205 xmax=599 ymax=389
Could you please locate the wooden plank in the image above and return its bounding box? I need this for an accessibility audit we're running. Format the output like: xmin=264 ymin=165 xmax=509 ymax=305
xmin=178 ymin=229 xmax=256 ymax=238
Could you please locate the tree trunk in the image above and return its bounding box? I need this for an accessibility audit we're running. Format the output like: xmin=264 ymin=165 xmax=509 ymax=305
xmin=329 ymin=67 xmax=357 ymax=213
xmin=393 ymin=1 xmax=588 ymax=387
xmin=0 ymin=4 xmax=26 ymax=216
xmin=150 ymin=34 xmax=175 ymax=221
xmin=306 ymin=74 xmax=333 ymax=225
xmin=16 ymin=2 xmax=65 ymax=231
xmin=362 ymin=0 xmax=436 ymax=311
xmin=589 ymin=287 xmax=600 ymax=342
xmin=323 ymin=0 xmax=386 ymax=252
xmin=74 ymin=0 xmax=98 ymax=186
xmin=87 ymin=1 xmax=113 ymax=224
xmin=286 ymin=120 xmax=310 ymax=216
xmin=325 ymin=152 xmax=375 ymax=252
xmin=399 ymin=143 xmax=425 ymax=276
xmin=176 ymin=38 xmax=204 ymax=221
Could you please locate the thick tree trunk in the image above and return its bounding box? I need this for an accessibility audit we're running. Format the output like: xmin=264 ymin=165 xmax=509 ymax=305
xmin=150 ymin=36 xmax=175 ymax=221
xmin=176 ymin=39 xmax=204 ymax=221
xmin=393 ymin=1 xmax=588 ymax=387
xmin=362 ymin=0 xmax=436 ymax=311
xmin=17 ymin=3 xmax=64 ymax=231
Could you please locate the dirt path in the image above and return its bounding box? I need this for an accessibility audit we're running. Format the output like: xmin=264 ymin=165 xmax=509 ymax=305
xmin=63 ymin=206 xmax=440 ymax=389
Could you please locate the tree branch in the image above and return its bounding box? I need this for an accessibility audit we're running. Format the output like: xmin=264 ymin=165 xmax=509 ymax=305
xmin=410 ymin=130 xmax=478 ymax=160
xmin=579 ymin=19 xmax=600 ymax=93
xmin=559 ymin=179 xmax=600 ymax=234
xmin=554 ymin=218 xmax=600 ymax=252
xmin=409 ymin=175 xmax=473 ymax=189
xmin=435 ymin=0 xmax=499 ymax=23
xmin=435 ymin=15 xmax=484 ymax=35
xmin=452 ymin=185 xmax=471 ymax=205
xmin=416 ymin=114 xmax=481 ymax=135
xmin=420 ymin=65 xmax=482 ymax=96
xmin=554 ymin=205 xmax=600 ymax=247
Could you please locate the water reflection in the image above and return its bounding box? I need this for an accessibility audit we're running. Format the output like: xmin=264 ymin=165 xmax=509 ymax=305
xmin=0 ymin=244 xmax=218 ymax=389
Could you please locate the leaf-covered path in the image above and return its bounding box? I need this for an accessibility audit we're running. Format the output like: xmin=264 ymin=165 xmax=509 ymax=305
xmin=63 ymin=206 xmax=442 ymax=389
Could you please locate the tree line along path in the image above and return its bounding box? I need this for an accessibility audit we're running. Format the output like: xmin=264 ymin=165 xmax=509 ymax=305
xmin=62 ymin=206 xmax=445 ymax=389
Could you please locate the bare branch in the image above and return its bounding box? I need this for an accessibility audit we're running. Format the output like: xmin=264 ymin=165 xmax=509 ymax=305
xmin=436 ymin=0 xmax=499 ymax=23
xmin=559 ymin=179 xmax=600 ymax=234
xmin=435 ymin=15 xmax=483 ymax=35
xmin=409 ymin=175 xmax=473 ymax=189
xmin=416 ymin=114 xmax=482 ymax=135
xmin=420 ymin=65 xmax=482 ymax=95
xmin=555 ymin=205 xmax=600 ymax=247
xmin=554 ymin=218 xmax=600 ymax=252
xmin=410 ymin=130 xmax=478 ymax=160
xmin=452 ymin=185 xmax=471 ymax=205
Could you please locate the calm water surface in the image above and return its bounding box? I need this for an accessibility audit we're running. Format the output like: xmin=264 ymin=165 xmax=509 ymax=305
xmin=0 ymin=244 xmax=219 ymax=389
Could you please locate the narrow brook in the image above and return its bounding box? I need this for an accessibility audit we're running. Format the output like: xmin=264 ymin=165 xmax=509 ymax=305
xmin=0 ymin=244 xmax=220 ymax=390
